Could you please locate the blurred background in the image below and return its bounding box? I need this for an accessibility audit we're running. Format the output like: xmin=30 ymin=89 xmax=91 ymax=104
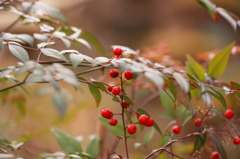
xmin=1 ymin=0 xmax=240 ymax=158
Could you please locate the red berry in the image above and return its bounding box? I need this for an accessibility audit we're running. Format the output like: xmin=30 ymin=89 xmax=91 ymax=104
xmin=211 ymin=151 xmax=220 ymax=159
xmin=109 ymin=118 xmax=118 ymax=126
xmin=172 ymin=125 xmax=181 ymax=134
xmin=124 ymin=70 xmax=134 ymax=80
xmin=145 ymin=118 xmax=154 ymax=127
xmin=101 ymin=109 xmax=113 ymax=119
xmin=225 ymin=109 xmax=234 ymax=119
xmin=112 ymin=87 xmax=121 ymax=95
xmin=109 ymin=69 xmax=119 ymax=78
xmin=194 ymin=118 xmax=202 ymax=127
xmin=138 ymin=115 xmax=150 ymax=125
xmin=121 ymin=100 xmax=130 ymax=109
xmin=113 ymin=47 xmax=123 ymax=56
xmin=107 ymin=85 xmax=115 ymax=92
xmin=127 ymin=124 xmax=137 ymax=134
xmin=233 ymin=136 xmax=240 ymax=145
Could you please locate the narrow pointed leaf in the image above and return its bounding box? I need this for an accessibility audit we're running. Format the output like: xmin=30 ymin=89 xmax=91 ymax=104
xmin=208 ymin=42 xmax=235 ymax=78
xmin=88 ymin=85 xmax=101 ymax=107
xmin=70 ymin=54 xmax=84 ymax=69
xmin=86 ymin=136 xmax=99 ymax=158
xmin=197 ymin=0 xmax=216 ymax=19
xmin=207 ymin=129 xmax=227 ymax=159
xmin=173 ymin=72 xmax=189 ymax=93
xmin=52 ymin=93 xmax=67 ymax=118
xmin=41 ymin=48 xmax=69 ymax=63
xmin=143 ymin=128 xmax=155 ymax=145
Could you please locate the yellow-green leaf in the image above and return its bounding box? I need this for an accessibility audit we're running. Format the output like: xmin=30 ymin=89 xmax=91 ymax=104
xmin=186 ymin=55 xmax=205 ymax=81
xmin=208 ymin=42 xmax=235 ymax=78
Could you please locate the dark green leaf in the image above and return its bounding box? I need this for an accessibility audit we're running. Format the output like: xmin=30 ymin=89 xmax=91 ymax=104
xmin=208 ymin=42 xmax=235 ymax=78
xmin=164 ymin=78 xmax=177 ymax=101
xmin=112 ymin=97 xmax=120 ymax=102
xmin=186 ymin=55 xmax=205 ymax=81
xmin=51 ymin=128 xmax=82 ymax=154
xmin=93 ymin=82 xmax=107 ymax=92
xmin=8 ymin=45 xmax=29 ymax=62
xmin=207 ymin=129 xmax=227 ymax=159
xmin=192 ymin=134 xmax=207 ymax=152
xmin=52 ymin=93 xmax=67 ymax=118
xmin=88 ymin=85 xmax=101 ymax=107
xmin=86 ymin=136 xmax=99 ymax=158
xmin=143 ymin=128 xmax=155 ymax=145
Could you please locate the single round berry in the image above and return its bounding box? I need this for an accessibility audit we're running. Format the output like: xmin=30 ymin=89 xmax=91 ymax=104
xmin=225 ymin=109 xmax=234 ymax=119
xmin=194 ymin=118 xmax=202 ymax=127
xmin=145 ymin=118 xmax=154 ymax=127
xmin=109 ymin=69 xmax=119 ymax=78
xmin=107 ymin=85 xmax=115 ymax=92
xmin=112 ymin=87 xmax=121 ymax=95
xmin=113 ymin=47 xmax=123 ymax=56
xmin=127 ymin=124 xmax=137 ymax=134
xmin=138 ymin=115 xmax=150 ymax=125
xmin=172 ymin=125 xmax=181 ymax=134
xmin=124 ymin=70 xmax=134 ymax=80
xmin=233 ymin=136 xmax=240 ymax=145
xmin=121 ymin=100 xmax=130 ymax=109
xmin=211 ymin=151 xmax=220 ymax=159
xmin=101 ymin=109 xmax=113 ymax=119
xmin=109 ymin=118 xmax=118 ymax=126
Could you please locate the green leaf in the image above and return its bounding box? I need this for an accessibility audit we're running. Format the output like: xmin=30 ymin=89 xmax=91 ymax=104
xmin=160 ymin=113 xmax=174 ymax=119
xmin=208 ymin=87 xmax=226 ymax=110
xmin=230 ymin=81 xmax=240 ymax=98
xmin=8 ymin=45 xmax=29 ymax=62
xmin=208 ymin=42 xmax=235 ymax=78
xmin=196 ymin=0 xmax=216 ymax=19
xmin=88 ymin=85 xmax=101 ymax=107
xmin=182 ymin=110 xmax=192 ymax=126
xmin=173 ymin=73 xmax=189 ymax=93
xmin=143 ymin=128 xmax=155 ymax=145
xmin=145 ymin=71 xmax=163 ymax=89
xmin=51 ymin=128 xmax=82 ymax=154
xmin=86 ymin=136 xmax=99 ymax=158
xmin=123 ymin=95 xmax=134 ymax=105
xmin=52 ymin=93 xmax=68 ymax=118
xmin=186 ymin=55 xmax=205 ymax=81
xmin=70 ymin=54 xmax=84 ymax=69
xmin=164 ymin=78 xmax=177 ymax=101
xmin=207 ymin=129 xmax=227 ymax=159
xmin=41 ymin=48 xmax=69 ymax=63
xmin=175 ymin=106 xmax=187 ymax=117
xmin=160 ymin=90 xmax=174 ymax=115
xmin=192 ymin=133 xmax=207 ymax=152
xmin=163 ymin=136 xmax=172 ymax=146
xmin=17 ymin=100 xmax=26 ymax=115
xmin=98 ymin=117 xmax=124 ymax=137
xmin=93 ymin=82 xmax=107 ymax=92
xmin=80 ymin=30 xmax=105 ymax=55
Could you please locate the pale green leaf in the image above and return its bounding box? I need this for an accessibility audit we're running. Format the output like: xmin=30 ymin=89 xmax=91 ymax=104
xmin=8 ymin=45 xmax=29 ymax=62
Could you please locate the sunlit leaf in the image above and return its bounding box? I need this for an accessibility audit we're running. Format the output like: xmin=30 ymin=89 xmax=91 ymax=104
xmin=51 ymin=128 xmax=82 ymax=154
xmin=208 ymin=42 xmax=235 ymax=78
xmin=8 ymin=45 xmax=29 ymax=62
xmin=88 ymin=85 xmax=101 ymax=107
xmin=41 ymin=48 xmax=69 ymax=63
xmin=173 ymin=72 xmax=189 ymax=93
xmin=186 ymin=55 xmax=205 ymax=81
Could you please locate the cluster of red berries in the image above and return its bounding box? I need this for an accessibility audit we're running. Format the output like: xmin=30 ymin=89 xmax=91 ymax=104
xmin=101 ymin=109 xmax=118 ymax=126
xmin=127 ymin=115 xmax=155 ymax=134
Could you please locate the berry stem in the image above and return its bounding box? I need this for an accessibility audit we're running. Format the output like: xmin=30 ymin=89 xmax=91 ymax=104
xmin=120 ymin=71 xmax=130 ymax=159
